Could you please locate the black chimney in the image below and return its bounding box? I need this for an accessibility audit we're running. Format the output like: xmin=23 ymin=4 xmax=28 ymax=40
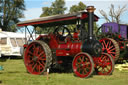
xmin=86 ymin=6 xmax=96 ymax=40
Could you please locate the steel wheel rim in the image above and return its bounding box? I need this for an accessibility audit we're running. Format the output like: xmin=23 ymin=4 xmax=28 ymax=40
xmin=100 ymin=39 xmax=116 ymax=61
xmin=73 ymin=53 xmax=93 ymax=78
xmin=96 ymin=53 xmax=113 ymax=75
xmin=24 ymin=42 xmax=46 ymax=75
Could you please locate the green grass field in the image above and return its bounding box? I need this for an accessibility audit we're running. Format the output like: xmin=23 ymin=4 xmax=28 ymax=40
xmin=0 ymin=59 xmax=128 ymax=85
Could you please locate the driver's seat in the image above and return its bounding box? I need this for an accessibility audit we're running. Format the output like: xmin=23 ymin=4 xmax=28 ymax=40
xmin=58 ymin=34 xmax=66 ymax=42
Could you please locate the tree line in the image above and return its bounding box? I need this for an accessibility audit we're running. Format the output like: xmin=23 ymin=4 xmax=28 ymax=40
xmin=0 ymin=0 xmax=25 ymax=32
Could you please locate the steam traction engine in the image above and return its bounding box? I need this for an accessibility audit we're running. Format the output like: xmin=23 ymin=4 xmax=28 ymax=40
xmin=98 ymin=22 xmax=128 ymax=62
xmin=17 ymin=6 xmax=114 ymax=78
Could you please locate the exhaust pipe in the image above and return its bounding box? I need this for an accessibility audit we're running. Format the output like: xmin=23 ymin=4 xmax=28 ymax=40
xmin=86 ymin=6 xmax=96 ymax=40
xmin=82 ymin=6 xmax=102 ymax=57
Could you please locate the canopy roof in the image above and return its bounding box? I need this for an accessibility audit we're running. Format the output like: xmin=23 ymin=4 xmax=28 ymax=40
xmin=17 ymin=11 xmax=99 ymax=27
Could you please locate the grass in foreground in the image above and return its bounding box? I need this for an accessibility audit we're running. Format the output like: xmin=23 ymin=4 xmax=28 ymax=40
xmin=0 ymin=59 xmax=128 ymax=85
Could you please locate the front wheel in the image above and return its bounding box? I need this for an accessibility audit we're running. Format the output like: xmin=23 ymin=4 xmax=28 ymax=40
xmin=94 ymin=53 xmax=114 ymax=75
xmin=72 ymin=52 xmax=94 ymax=78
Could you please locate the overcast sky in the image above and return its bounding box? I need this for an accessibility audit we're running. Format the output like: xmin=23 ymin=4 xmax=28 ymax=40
xmin=23 ymin=0 xmax=128 ymax=26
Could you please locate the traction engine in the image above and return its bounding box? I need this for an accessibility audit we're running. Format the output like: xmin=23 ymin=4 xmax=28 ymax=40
xmin=17 ymin=6 xmax=114 ymax=78
xmin=98 ymin=22 xmax=128 ymax=62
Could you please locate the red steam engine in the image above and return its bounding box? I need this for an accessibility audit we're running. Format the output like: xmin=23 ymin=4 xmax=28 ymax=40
xmin=17 ymin=6 xmax=114 ymax=78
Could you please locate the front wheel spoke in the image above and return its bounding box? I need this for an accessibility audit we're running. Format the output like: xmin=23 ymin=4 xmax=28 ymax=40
xmin=76 ymin=61 xmax=82 ymax=65
xmin=85 ymin=62 xmax=91 ymax=66
xmin=106 ymin=66 xmax=110 ymax=71
xmin=82 ymin=69 xmax=85 ymax=75
xmin=77 ymin=68 xmax=81 ymax=73
xmin=83 ymin=62 xmax=90 ymax=68
xmin=85 ymin=58 xmax=89 ymax=63
xmin=101 ymin=56 xmax=107 ymax=61
xmin=83 ymin=68 xmax=88 ymax=74
xmin=97 ymin=66 xmax=101 ymax=70
xmin=81 ymin=56 xmax=85 ymax=62
xmin=76 ymin=64 xmax=82 ymax=68
xmin=101 ymin=67 xmax=105 ymax=73
xmin=86 ymin=66 xmax=91 ymax=70
xmin=79 ymin=56 xmax=83 ymax=62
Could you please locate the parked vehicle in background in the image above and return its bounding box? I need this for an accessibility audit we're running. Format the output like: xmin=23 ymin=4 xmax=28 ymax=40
xmin=0 ymin=29 xmax=26 ymax=57
xmin=98 ymin=22 xmax=128 ymax=62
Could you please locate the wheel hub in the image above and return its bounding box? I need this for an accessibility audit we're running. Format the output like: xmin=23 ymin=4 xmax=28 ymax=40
xmin=33 ymin=56 xmax=38 ymax=62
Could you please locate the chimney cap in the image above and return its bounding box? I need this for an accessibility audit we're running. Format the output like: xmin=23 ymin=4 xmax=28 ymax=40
xmin=86 ymin=6 xmax=96 ymax=12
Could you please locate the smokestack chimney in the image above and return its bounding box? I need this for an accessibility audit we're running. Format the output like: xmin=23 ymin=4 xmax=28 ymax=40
xmin=86 ymin=6 xmax=96 ymax=40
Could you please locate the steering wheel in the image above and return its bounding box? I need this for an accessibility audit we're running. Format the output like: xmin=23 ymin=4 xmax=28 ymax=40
xmin=54 ymin=26 xmax=71 ymax=37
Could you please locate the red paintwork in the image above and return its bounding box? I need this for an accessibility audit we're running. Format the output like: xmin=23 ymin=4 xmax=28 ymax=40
xmin=73 ymin=32 xmax=80 ymax=41
xmin=36 ymin=33 xmax=82 ymax=57
xmin=80 ymin=13 xmax=88 ymax=19
xmin=23 ymin=44 xmax=28 ymax=48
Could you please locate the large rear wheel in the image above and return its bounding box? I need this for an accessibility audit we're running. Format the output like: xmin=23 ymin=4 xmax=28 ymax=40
xmin=72 ymin=52 xmax=94 ymax=78
xmin=24 ymin=40 xmax=52 ymax=75
xmin=99 ymin=38 xmax=120 ymax=62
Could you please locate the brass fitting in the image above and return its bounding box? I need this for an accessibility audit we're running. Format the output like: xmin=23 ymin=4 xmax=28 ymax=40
xmin=86 ymin=6 xmax=96 ymax=12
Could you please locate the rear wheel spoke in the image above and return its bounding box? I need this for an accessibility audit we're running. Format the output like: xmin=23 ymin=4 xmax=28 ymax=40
xmin=38 ymin=61 xmax=45 ymax=68
xmin=28 ymin=51 xmax=34 ymax=56
xmin=38 ymin=51 xmax=45 ymax=58
xmin=32 ymin=63 xmax=37 ymax=72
